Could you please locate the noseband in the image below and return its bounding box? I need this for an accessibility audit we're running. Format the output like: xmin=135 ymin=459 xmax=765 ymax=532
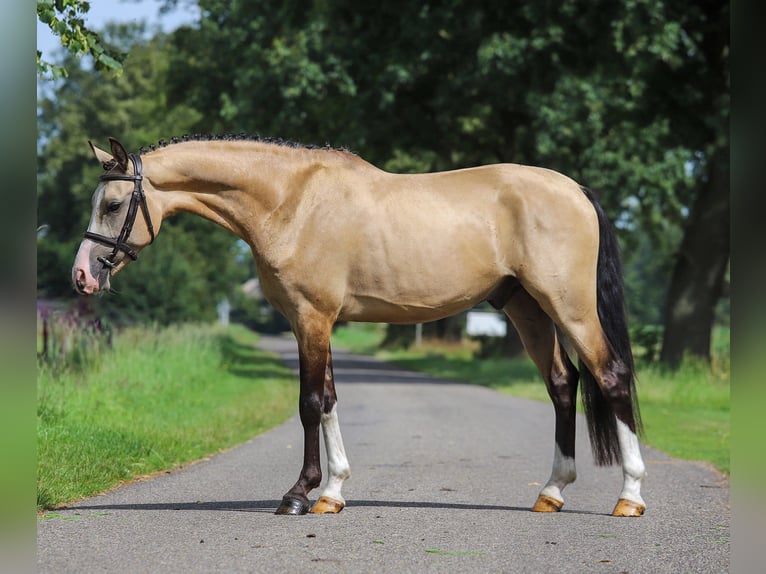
xmin=83 ymin=154 xmax=156 ymax=269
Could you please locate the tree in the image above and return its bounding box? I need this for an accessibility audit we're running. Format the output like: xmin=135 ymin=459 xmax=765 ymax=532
xmin=656 ymin=0 xmax=730 ymax=365
xmin=113 ymin=1 xmax=730 ymax=356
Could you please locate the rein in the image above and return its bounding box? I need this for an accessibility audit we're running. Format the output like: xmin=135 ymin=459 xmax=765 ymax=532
xmin=84 ymin=154 xmax=156 ymax=269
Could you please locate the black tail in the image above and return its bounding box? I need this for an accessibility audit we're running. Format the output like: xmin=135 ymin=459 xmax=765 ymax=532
xmin=579 ymin=186 xmax=642 ymax=466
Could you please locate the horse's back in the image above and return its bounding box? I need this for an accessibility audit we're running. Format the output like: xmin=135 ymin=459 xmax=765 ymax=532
xmin=360 ymin=163 xmax=597 ymax=271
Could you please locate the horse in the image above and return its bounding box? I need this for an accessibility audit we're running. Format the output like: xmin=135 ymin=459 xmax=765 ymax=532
xmin=72 ymin=135 xmax=646 ymax=517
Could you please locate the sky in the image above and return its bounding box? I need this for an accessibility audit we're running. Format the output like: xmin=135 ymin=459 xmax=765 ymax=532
xmin=37 ymin=0 xmax=199 ymax=62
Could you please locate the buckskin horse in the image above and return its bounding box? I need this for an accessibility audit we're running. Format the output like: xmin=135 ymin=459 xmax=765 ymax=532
xmin=72 ymin=135 xmax=646 ymax=517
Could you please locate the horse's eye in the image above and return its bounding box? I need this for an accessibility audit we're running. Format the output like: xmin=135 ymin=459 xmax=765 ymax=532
xmin=107 ymin=201 xmax=121 ymax=213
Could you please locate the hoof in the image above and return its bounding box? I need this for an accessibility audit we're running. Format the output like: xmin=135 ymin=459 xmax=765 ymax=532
xmin=532 ymin=495 xmax=564 ymax=512
xmin=612 ymin=498 xmax=645 ymax=517
xmin=310 ymin=496 xmax=345 ymax=514
xmin=275 ymin=497 xmax=310 ymax=515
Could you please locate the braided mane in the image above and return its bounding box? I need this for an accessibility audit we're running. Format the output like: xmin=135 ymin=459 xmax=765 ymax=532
xmin=138 ymin=133 xmax=354 ymax=155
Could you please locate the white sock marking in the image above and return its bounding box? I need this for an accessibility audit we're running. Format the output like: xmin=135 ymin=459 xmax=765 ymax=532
xmin=319 ymin=404 xmax=351 ymax=502
xmin=615 ymin=419 xmax=646 ymax=505
xmin=539 ymin=444 xmax=577 ymax=503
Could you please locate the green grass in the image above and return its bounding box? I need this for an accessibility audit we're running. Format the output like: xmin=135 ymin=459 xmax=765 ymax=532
xmin=332 ymin=322 xmax=387 ymax=354
xmin=634 ymin=361 xmax=729 ymax=473
xmin=38 ymin=320 xmax=727 ymax=511
xmin=37 ymin=323 xmax=297 ymax=510
xmin=333 ymin=323 xmax=730 ymax=474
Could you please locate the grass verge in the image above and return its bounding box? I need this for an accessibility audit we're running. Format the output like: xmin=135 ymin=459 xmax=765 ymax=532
xmin=37 ymin=323 xmax=296 ymax=510
xmin=333 ymin=323 xmax=729 ymax=474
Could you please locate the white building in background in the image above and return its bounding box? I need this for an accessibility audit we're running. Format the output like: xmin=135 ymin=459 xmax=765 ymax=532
xmin=466 ymin=311 xmax=507 ymax=337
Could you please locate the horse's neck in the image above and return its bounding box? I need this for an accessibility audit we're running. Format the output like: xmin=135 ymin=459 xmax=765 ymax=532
xmin=145 ymin=142 xmax=315 ymax=242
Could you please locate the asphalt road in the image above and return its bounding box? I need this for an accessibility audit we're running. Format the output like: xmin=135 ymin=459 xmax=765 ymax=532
xmin=37 ymin=334 xmax=730 ymax=573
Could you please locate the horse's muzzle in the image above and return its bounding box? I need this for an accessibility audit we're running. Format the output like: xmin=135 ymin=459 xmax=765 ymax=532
xmin=73 ymin=267 xmax=97 ymax=295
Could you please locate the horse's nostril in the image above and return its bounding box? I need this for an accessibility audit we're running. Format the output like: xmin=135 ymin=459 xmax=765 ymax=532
xmin=74 ymin=269 xmax=89 ymax=294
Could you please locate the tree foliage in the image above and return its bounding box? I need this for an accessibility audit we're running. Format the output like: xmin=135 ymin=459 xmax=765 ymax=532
xmin=37 ymin=0 xmax=124 ymax=78
xmin=37 ymin=1 xmax=729 ymax=361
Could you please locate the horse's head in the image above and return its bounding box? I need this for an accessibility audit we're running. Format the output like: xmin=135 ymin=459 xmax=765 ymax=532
xmin=72 ymin=137 xmax=160 ymax=294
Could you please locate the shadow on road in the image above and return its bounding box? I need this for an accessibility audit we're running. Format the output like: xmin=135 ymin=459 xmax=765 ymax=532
xmin=67 ymin=499 xmax=602 ymax=516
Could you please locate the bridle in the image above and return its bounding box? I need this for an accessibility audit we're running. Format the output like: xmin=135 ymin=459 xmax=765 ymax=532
xmin=83 ymin=153 xmax=156 ymax=270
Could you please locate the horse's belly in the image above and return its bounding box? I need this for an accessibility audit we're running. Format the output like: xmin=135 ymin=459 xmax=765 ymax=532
xmin=338 ymin=292 xmax=490 ymax=324
xmin=339 ymin=262 xmax=503 ymax=324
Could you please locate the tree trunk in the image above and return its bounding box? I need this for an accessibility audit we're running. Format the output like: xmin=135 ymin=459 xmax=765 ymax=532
xmin=660 ymin=151 xmax=729 ymax=366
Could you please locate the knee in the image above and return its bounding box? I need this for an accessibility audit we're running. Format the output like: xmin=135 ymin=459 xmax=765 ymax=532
xmin=299 ymin=392 xmax=323 ymax=426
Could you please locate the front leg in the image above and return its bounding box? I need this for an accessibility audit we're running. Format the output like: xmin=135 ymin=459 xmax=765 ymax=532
xmin=275 ymin=317 xmax=332 ymax=515
xmin=310 ymin=346 xmax=352 ymax=514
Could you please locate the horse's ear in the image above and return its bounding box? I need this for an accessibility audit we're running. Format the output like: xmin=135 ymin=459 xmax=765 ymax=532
xmin=89 ymin=140 xmax=117 ymax=170
xmin=108 ymin=137 xmax=130 ymax=172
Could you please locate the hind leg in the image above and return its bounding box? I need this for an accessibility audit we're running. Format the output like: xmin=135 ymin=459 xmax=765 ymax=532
xmin=503 ymin=288 xmax=579 ymax=512
xmin=533 ymin=286 xmax=646 ymax=517
xmin=568 ymin=322 xmax=645 ymax=516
